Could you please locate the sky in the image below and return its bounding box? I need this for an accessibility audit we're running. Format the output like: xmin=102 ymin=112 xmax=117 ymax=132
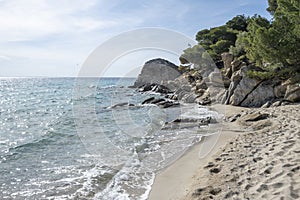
xmin=0 ymin=0 xmax=271 ymax=77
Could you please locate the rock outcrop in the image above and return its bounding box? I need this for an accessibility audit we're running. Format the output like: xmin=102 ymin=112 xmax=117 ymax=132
xmin=133 ymin=58 xmax=182 ymax=88
xmin=222 ymin=65 xmax=276 ymax=107
xmin=133 ymin=55 xmax=300 ymax=108
xmin=284 ymin=83 xmax=300 ymax=102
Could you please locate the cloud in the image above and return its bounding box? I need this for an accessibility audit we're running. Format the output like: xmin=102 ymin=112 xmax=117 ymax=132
xmin=0 ymin=55 xmax=11 ymax=61
xmin=0 ymin=0 xmax=271 ymax=77
xmin=0 ymin=0 xmax=116 ymax=42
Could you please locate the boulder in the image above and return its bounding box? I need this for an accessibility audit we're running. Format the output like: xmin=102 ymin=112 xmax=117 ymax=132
xmin=196 ymin=80 xmax=208 ymax=90
xmin=223 ymin=71 xmax=242 ymax=104
xmin=151 ymin=98 xmax=166 ymax=104
xmin=195 ymin=89 xmax=206 ymax=96
xmin=161 ymin=80 xmax=179 ymax=91
xmin=182 ymin=93 xmax=198 ymax=103
xmin=138 ymin=83 xmax=172 ymax=94
xmin=222 ymin=76 xmax=231 ymax=88
xmin=284 ymin=84 xmax=300 ymax=102
xmin=271 ymin=100 xmax=282 ymax=107
xmin=231 ymin=59 xmax=242 ymax=73
xmin=142 ymin=97 xmax=155 ymax=104
xmin=240 ymin=112 xmax=269 ymax=122
xmin=228 ymin=66 xmax=260 ymax=106
xmin=133 ymin=58 xmax=181 ymax=88
xmin=180 ymin=84 xmax=192 ymax=92
xmin=240 ymin=81 xmax=275 ymax=107
xmin=224 ymin=68 xmax=232 ymax=79
xmin=208 ymin=71 xmax=224 ymax=87
xmin=223 ymin=65 xmax=278 ymax=107
xmin=274 ymin=84 xmax=287 ymax=98
xmin=206 ymin=86 xmax=226 ymax=103
xmin=151 ymin=84 xmax=172 ymax=94
xmin=197 ymin=97 xmax=212 ymax=106
xmin=221 ymin=53 xmax=234 ymax=73
xmin=261 ymin=101 xmax=272 ymax=108
xmin=159 ymin=101 xmax=180 ymax=108
xmin=109 ymin=102 xmax=135 ymax=109
xmin=191 ymin=71 xmax=202 ymax=80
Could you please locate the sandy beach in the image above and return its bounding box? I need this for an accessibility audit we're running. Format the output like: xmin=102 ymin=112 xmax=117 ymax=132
xmin=149 ymin=103 xmax=300 ymax=199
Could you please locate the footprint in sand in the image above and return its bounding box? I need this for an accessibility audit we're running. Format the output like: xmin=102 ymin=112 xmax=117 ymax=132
xmin=271 ymin=182 xmax=284 ymax=189
xmin=275 ymin=151 xmax=285 ymax=156
xmin=256 ymin=184 xmax=269 ymax=192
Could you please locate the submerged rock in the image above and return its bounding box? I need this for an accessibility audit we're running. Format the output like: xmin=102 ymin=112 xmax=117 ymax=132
xmin=142 ymin=97 xmax=155 ymax=104
xmin=141 ymin=97 xmax=179 ymax=108
xmin=109 ymin=102 xmax=135 ymax=109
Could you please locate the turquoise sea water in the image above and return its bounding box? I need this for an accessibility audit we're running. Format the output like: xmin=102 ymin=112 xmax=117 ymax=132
xmin=0 ymin=78 xmax=217 ymax=200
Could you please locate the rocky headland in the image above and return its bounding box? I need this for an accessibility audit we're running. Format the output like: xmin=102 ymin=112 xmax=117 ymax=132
xmin=132 ymin=56 xmax=300 ymax=109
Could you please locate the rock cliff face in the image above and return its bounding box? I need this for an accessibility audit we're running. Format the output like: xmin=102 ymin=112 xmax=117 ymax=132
xmin=133 ymin=58 xmax=182 ymax=88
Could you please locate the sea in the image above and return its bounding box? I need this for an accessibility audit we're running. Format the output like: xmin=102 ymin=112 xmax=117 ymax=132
xmin=0 ymin=77 xmax=220 ymax=200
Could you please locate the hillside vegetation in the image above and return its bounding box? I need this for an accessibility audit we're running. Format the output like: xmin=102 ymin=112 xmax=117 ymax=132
xmin=180 ymin=0 xmax=299 ymax=81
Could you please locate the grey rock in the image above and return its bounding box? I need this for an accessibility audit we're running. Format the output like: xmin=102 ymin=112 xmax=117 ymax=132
xmin=221 ymin=52 xmax=234 ymax=73
xmin=196 ymin=80 xmax=208 ymax=90
xmin=284 ymin=84 xmax=300 ymax=102
xmin=159 ymin=101 xmax=180 ymax=108
xmin=229 ymin=66 xmax=260 ymax=106
xmin=241 ymin=112 xmax=269 ymax=122
xmin=152 ymin=98 xmax=166 ymax=104
xmin=151 ymin=84 xmax=172 ymax=94
xmin=224 ymin=67 xmax=232 ymax=78
xmin=142 ymin=97 xmax=155 ymax=104
xmin=226 ymin=113 xmax=242 ymax=122
xmin=133 ymin=58 xmax=181 ymax=88
xmin=161 ymin=80 xmax=179 ymax=91
xmin=109 ymin=102 xmax=134 ymax=109
xmin=208 ymin=71 xmax=224 ymax=87
xmin=231 ymin=59 xmax=242 ymax=73
xmin=207 ymin=86 xmax=226 ymax=103
xmin=223 ymin=71 xmax=242 ymax=104
xmin=261 ymin=101 xmax=272 ymax=108
xmin=180 ymin=84 xmax=192 ymax=92
xmin=138 ymin=83 xmax=172 ymax=94
xmin=197 ymin=97 xmax=212 ymax=105
xmin=240 ymin=81 xmax=275 ymax=107
xmin=271 ymin=100 xmax=282 ymax=107
xmin=274 ymin=84 xmax=287 ymax=98
xmin=182 ymin=93 xmax=198 ymax=103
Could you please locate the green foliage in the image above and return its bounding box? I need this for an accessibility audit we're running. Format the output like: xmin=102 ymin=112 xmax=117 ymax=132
xmin=229 ymin=32 xmax=247 ymax=57
xmin=180 ymin=14 xmax=251 ymax=67
xmin=246 ymin=0 xmax=300 ymax=71
xmin=179 ymin=44 xmax=215 ymax=70
xmin=178 ymin=65 xmax=190 ymax=73
xmin=211 ymin=40 xmax=233 ymax=55
xmin=240 ymin=15 xmax=271 ymax=66
xmin=180 ymin=45 xmax=205 ymax=65
xmin=246 ymin=70 xmax=275 ymax=80
xmin=267 ymin=0 xmax=278 ymax=15
xmin=195 ymin=25 xmax=237 ymax=61
xmin=180 ymin=0 xmax=299 ymax=82
xmin=247 ymin=65 xmax=298 ymax=80
xmin=226 ymin=15 xmax=248 ymax=31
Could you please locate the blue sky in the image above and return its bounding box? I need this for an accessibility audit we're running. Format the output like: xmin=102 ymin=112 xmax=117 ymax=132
xmin=0 ymin=0 xmax=271 ymax=77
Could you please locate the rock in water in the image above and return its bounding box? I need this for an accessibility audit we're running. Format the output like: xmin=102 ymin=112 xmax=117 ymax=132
xmin=142 ymin=97 xmax=155 ymax=104
xmin=133 ymin=58 xmax=182 ymax=88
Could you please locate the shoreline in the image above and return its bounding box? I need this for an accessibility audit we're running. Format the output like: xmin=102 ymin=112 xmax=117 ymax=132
xmin=148 ymin=104 xmax=248 ymax=199
xmin=148 ymin=103 xmax=300 ymax=199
